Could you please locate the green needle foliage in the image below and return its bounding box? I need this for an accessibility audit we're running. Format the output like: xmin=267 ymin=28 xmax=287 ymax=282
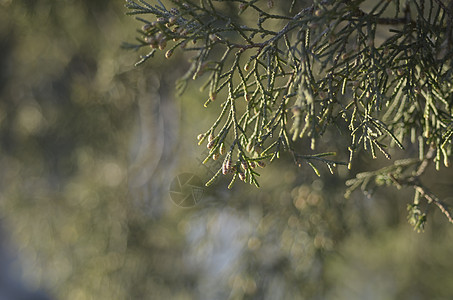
xmin=125 ymin=0 xmax=453 ymax=230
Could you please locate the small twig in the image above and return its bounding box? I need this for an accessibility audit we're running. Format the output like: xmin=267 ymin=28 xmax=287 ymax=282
xmin=414 ymin=184 xmax=453 ymax=224
xmin=391 ymin=146 xmax=453 ymax=224
xmin=225 ymin=6 xmax=315 ymax=51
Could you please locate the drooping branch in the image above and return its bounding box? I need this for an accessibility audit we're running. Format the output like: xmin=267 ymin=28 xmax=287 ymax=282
xmin=347 ymin=147 xmax=453 ymax=229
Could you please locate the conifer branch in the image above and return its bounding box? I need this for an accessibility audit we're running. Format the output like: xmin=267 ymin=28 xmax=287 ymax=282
xmin=126 ymin=0 xmax=453 ymax=227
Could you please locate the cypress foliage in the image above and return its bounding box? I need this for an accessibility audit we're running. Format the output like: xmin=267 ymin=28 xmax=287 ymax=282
xmin=125 ymin=0 xmax=453 ymax=230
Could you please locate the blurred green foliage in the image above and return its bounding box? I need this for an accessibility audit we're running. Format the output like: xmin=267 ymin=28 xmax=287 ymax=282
xmin=0 ymin=1 xmax=453 ymax=300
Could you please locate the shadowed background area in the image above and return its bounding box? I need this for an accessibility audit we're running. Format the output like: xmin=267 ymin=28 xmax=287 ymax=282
xmin=1 ymin=1 xmax=453 ymax=299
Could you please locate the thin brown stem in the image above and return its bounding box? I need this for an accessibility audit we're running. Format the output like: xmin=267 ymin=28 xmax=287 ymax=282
xmin=414 ymin=184 xmax=453 ymax=224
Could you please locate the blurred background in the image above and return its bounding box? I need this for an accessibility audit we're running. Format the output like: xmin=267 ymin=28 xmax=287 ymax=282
xmin=1 ymin=0 xmax=453 ymax=299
